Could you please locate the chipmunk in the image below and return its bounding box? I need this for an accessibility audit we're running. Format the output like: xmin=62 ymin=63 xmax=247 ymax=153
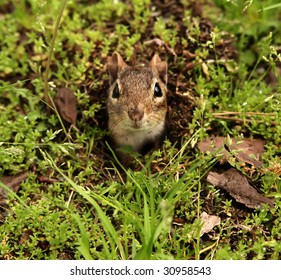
xmin=106 ymin=52 xmax=168 ymax=156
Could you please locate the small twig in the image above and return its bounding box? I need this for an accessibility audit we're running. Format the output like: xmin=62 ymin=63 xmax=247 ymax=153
xmin=212 ymin=111 xmax=276 ymax=117
xmin=213 ymin=115 xmax=277 ymax=126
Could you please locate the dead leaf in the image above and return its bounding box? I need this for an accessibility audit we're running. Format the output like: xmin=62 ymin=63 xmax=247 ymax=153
xmin=37 ymin=175 xmax=59 ymax=184
xmin=1 ymin=172 xmax=28 ymax=190
xmin=201 ymin=62 xmax=209 ymax=79
xmin=172 ymin=217 xmax=185 ymax=226
xmin=19 ymin=229 xmax=33 ymax=245
xmin=198 ymin=136 xmax=265 ymax=168
xmin=54 ymin=88 xmax=77 ymax=125
xmin=206 ymin=168 xmax=274 ymax=209
xmin=200 ymin=212 xmax=221 ymax=236
xmin=0 ymin=172 xmax=29 ymax=219
xmin=144 ymin=38 xmax=177 ymax=57
xmin=183 ymin=50 xmax=196 ymax=60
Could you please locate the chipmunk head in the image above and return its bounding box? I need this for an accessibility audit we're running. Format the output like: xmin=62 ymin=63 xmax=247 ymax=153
xmin=106 ymin=52 xmax=168 ymax=152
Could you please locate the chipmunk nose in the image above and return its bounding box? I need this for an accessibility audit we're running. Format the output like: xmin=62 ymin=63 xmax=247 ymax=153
xmin=128 ymin=105 xmax=144 ymax=122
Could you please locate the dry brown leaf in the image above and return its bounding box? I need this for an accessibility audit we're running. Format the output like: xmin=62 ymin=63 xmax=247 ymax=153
xmin=54 ymin=88 xmax=77 ymax=125
xmin=200 ymin=212 xmax=221 ymax=236
xmin=182 ymin=50 xmax=196 ymax=60
xmin=37 ymin=175 xmax=59 ymax=184
xmin=201 ymin=62 xmax=209 ymax=79
xmin=198 ymin=136 xmax=265 ymax=168
xmin=0 ymin=172 xmax=29 ymax=219
xmin=1 ymin=172 xmax=28 ymax=193
xmin=206 ymin=168 xmax=274 ymax=209
xmin=144 ymin=38 xmax=176 ymax=57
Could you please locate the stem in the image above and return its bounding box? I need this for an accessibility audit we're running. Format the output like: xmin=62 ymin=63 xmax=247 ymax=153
xmin=43 ymin=0 xmax=69 ymax=139
xmin=44 ymin=0 xmax=68 ymax=104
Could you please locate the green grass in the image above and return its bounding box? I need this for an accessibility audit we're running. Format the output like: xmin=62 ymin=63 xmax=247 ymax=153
xmin=0 ymin=0 xmax=281 ymax=260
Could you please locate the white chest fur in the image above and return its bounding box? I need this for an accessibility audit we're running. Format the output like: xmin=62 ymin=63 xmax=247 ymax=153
xmin=112 ymin=119 xmax=165 ymax=152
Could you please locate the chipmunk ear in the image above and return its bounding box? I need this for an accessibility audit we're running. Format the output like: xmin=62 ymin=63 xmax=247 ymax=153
xmin=150 ymin=54 xmax=168 ymax=84
xmin=107 ymin=52 xmax=127 ymax=83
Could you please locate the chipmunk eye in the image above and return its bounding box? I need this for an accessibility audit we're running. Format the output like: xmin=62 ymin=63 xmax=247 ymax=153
xmin=154 ymin=83 xmax=162 ymax=98
xmin=112 ymin=84 xmax=120 ymax=99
